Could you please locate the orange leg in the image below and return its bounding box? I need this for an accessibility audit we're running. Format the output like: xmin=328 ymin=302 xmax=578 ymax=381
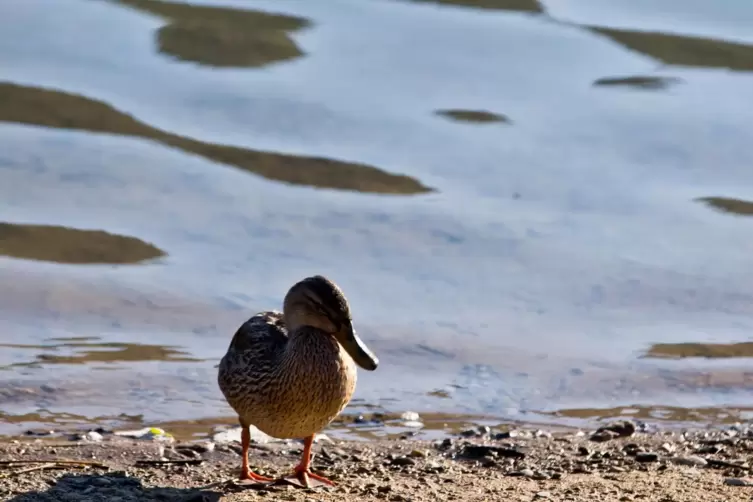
xmin=283 ymin=435 xmax=336 ymax=488
xmin=239 ymin=424 xmax=274 ymax=482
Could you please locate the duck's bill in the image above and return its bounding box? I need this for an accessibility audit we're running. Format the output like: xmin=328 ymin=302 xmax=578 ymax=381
xmin=342 ymin=330 xmax=379 ymax=371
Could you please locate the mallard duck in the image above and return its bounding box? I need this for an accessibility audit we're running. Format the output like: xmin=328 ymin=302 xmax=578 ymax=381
xmin=217 ymin=275 xmax=379 ymax=487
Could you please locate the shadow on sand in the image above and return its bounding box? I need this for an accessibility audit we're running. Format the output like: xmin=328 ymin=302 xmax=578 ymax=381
xmin=6 ymin=472 xmax=221 ymax=502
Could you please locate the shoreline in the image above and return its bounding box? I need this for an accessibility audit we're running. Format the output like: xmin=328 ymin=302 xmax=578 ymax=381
xmin=1 ymin=422 xmax=752 ymax=501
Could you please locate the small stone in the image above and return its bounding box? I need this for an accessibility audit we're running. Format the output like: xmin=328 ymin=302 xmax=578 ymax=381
xmin=477 ymin=425 xmax=491 ymax=435
xmin=459 ymin=445 xmax=526 ymax=460
xmin=660 ymin=442 xmax=676 ymax=454
xmin=534 ymin=491 xmax=551 ymax=499
xmin=424 ymin=460 xmax=444 ymax=473
xmin=494 ymin=431 xmax=511 ymax=440
xmin=577 ymin=446 xmax=590 ymax=456
xmin=590 ymin=430 xmax=618 ymax=443
xmin=635 ymin=452 xmax=659 ymax=463
xmin=174 ymin=447 xmax=201 ymax=459
xmin=82 ymin=431 xmax=103 ymax=442
xmin=195 ymin=441 xmax=215 ymax=453
xmin=673 ymin=455 xmax=708 ymax=467
xmin=724 ymin=478 xmax=751 ymax=486
xmin=508 ymin=468 xmax=534 ymax=477
xmin=390 ymin=457 xmax=416 ymax=467
xmin=460 ymin=429 xmax=478 ymax=438
xmin=596 ymin=421 xmax=636 ymax=438
xmin=408 ymin=449 xmax=427 ymax=458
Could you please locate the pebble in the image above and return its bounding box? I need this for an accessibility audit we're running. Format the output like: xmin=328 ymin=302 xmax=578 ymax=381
xmin=509 ymin=468 xmax=535 ymax=478
xmin=635 ymin=452 xmax=659 ymax=463
xmin=673 ymin=455 xmax=708 ymax=467
xmin=534 ymin=491 xmax=551 ymax=499
xmin=72 ymin=431 xmax=104 ymax=442
xmin=590 ymin=430 xmax=619 ymax=443
xmin=459 ymin=445 xmax=526 ymax=460
xmin=724 ymin=478 xmax=751 ymax=486
xmin=390 ymin=457 xmax=416 ymax=467
xmin=596 ymin=421 xmax=636 ymax=438
xmin=660 ymin=442 xmax=676 ymax=454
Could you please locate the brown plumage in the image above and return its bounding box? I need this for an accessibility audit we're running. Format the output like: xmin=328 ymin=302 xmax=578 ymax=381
xmin=217 ymin=275 xmax=379 ymax=487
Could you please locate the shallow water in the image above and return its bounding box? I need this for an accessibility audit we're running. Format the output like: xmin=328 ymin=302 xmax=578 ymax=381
xmin=2 ymin=0 xmax=753 ymax=438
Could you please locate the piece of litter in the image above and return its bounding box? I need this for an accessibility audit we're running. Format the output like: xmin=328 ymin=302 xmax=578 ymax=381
xmin=114 ymin=427 xmax=174 ymax=442
xmin=400 ymin=411 xmax=420 ymax=422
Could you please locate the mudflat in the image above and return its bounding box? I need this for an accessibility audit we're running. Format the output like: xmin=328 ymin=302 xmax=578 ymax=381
xmin=1 ymin=423 xmax=752 ymax=501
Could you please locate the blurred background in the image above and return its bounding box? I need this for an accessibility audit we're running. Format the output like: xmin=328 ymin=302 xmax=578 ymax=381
xmin=1 ymin=0 xmax=753 ymax=440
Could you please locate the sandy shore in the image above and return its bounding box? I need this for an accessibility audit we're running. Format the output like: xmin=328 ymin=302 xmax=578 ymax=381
xmin=1 ymin=422 xmax=752 ymax=501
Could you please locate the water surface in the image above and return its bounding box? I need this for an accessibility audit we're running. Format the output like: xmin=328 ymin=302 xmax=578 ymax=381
xmin=1 ymin=0 xmax=753 ymax=438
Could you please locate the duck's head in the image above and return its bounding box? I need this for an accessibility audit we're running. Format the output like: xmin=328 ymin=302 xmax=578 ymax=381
xmin=283 ymin=275 xmax=379 ymax=371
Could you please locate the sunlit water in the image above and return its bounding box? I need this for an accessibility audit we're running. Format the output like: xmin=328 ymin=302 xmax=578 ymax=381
xmin=2 ymin=0 xmax=753 ymax=438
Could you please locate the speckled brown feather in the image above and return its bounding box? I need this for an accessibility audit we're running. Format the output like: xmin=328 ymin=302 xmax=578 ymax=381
xmin=217 ymin=309 xmax=357 ymax=439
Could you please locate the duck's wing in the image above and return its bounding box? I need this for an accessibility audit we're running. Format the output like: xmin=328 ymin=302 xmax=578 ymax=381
xmin=227 ymin=310 xmax=288 ymax=354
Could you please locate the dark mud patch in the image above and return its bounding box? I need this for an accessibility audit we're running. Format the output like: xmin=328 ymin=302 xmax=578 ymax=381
xmin=587 ymin=26 xmax=753 ymax=71
xmin=403 ymin=0 xmax=543 ymax=13
xmin=1 ymin=339 xmax=201 ymax=368
xmin=547 ymin=405 xmax=753 ymax=425
xmin=593 ymin=75 xmax=682 ymax=90
xmin=0 ymin=222 xmax=164 ymax=264
xmin=435 ymin=109 xmax=511 ymax=124
xmin=646 ymin=341 xmax=753 ymax=359
xmin=697 ymin=196 xmax=753 ymax=216
xmin=115 ymin=0 xmax=309 ymax=68
xmin=0 ymin=82 xmax=431 ymax=194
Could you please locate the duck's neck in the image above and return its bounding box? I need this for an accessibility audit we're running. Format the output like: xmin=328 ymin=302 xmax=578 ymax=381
xmin=280 ymin=326 xmax=343 ymax=370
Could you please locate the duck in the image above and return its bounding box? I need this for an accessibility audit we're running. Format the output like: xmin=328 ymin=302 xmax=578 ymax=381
xmin=217 ymin=275 xmax=379 ymax=487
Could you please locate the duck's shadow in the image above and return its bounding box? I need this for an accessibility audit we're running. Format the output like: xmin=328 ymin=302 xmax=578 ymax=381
xmin=7 ymin=472 xmax=222 ymax=502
